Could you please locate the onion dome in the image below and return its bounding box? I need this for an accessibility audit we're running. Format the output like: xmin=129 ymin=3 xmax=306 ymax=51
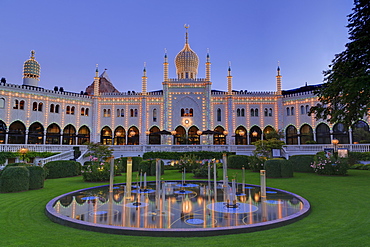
xmin=175 ymin=26 xmax=199 ymax=79
xmin=23 ymin=50 xmax=40 ymax=80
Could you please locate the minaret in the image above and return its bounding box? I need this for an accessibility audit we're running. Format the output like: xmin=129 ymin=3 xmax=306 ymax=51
xmin=163 ymin=49 xmax=169 ymax=82
xmin=205 ymin=49 xmax=211 ymax=81
xmin=93 ymin=65 xmax=100 ymax=96
xmin=142 ymin=63 xmax=147 ymax=95
xmin=227 ymin=62 xmax=233 ymax=95
xmin=276 ymin=64 xmax=282 ymax=95
xmin=23 ymin=50 xmax=40 ymax=87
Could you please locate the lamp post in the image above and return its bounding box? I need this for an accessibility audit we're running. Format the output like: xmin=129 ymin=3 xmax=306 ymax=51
xmin=19 ymin=147 xmax=28 ymax=163
xmin=332 ymin=139 xmax=339 ymax=152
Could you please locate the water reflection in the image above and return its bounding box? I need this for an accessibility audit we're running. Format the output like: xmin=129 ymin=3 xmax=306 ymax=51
xmin=53 ymin=181 xmax=303 ymax=229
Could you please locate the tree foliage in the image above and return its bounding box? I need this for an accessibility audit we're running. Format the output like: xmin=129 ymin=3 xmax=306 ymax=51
xmin=253 ymin=138 xmax=285 ymax=158
xmin=310 ymin=0 xmax=370 ymax=125
xmin=84 ymin=142 xmax=113 ymax=162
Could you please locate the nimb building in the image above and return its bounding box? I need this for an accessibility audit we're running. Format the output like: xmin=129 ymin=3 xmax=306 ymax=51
xmin=0 ymin=29 xmax=369 ymax=155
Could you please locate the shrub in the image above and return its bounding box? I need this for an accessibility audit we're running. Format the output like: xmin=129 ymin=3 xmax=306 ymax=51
xmin=311 ymin=156 xmax=349 ymax=176
xmin=138 ymin=160 xmax=151 ymax=175
xmin=44 ymin=160 xmax=81 ymax=179
xmin=265 ymin=159 xmax=293 ymax=178
xmin=0 ymin=166 xmax=29 ymax=192
xmin=228 ymin=155 xmax=249 ymax=169
xmin=248 ymin=156 xmax=265 ymax=172
xmin=143 ymin=151 xmax=234 ymax=160
xmin=26 ymin=166 xmax=45 ymax=190
xmin=149 ymin=159 xmax=164 ymax=176
xmin=289 ymin=155 xmax=315 ymax=172
xmin=178 ymin=153 xmax=200 ymax=172
xmin=81 ymin=162 xmax=115 ymax=182
xmin=116 ymin=157 xmax=142 ymax=173
xmin=193 ymin=161 xmax=217 ymax=178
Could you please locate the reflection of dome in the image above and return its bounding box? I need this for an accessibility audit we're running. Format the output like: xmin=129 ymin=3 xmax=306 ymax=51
xmin=23 ymin=50 xmax=40 ymax=80
xmin=175 ymin=27 xmax=199 ymax=79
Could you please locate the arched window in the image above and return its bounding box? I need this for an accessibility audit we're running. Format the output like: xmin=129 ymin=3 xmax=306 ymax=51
xmin=78 ymin=126 xmax=90 ymax=145
xmin=286 ymin=107 xmax=290 ymax=116
xmin=300 ymin=124 xmax=314 ymax=144
xmin=185 ymin=108 xmax=189 ymax=116
xmin=0 ymin=120 xmax=6 ymax=144
xmin=174 ymin=126 xmax=186 ymax=145
xmin=217 ymin=108 xmax=221 ymax=122
xmin=46 ymin=123 xmax=61 ymax=144
xmin=63 ymin=124 xmax=76 ymax=145
xmin=50 ymin=104 xmax=55 ymax=113
xmin=181 ymin=108 xmax=185 ymax=117
xmin=153 ymin=108 xmax=157 ymax=122
xmin=305 ymin=105 xmax=309 ymax=114
xmin=103 ymin=109 xmax=107 ymax=117
xmin=286 ymin=125 xmax=298 ymax=145
xmin=301 ymin=105 xmax=305 ymax=115
xmin=188 ymin=126 xmax=200 ymax=145
xmin=66 ymin=106 xmax=71 ymax=114
xmin=269 ymin=108 xmax=272 ymax=117
xmin=33 ymin=102 xmax=38 ymax=111
xmin=241 ymin=108 xmax=245 ymax=117
xmin=13 ymin=99 xmax=19 ymax=109
xmin=127 ymin=126 xmax=139 ymax=145
xmin=130 ymin=109 xmax=134 ymax=117
xmin=81 ymin=107 xmax=85 ymax=116
xmin=291 ymin=107 xmax=294 ymax=115
xmin=316 ymin=123 xmax=331 ymax=144
xmin=237 ymin=109 xmax=241 ymax=117
xmin=352 ymin=120 xmax=370 ymax=143
xmin=114 ymin=126 xmax=126 ymax=145
xmin=28 ymin=122 xmax=44 ymax=144
xmin=251 ymin=109 xmax=255 ymax=117
xmin=85 ymin=108 xmax=89 ymax=116
xmin=264 ymin=108 xmax=268 ymax=117
xmin=38 ymin=102 xmax=43 ymax=112
xmin=189 ymin=108 xmax=193 ymax=117
xmin=55 ymin=104 xmax=60 ymax=113
xmin=70 ymin=106 xmax=75 ymax=115
xmin=0 ymin=98 xmax=5 ymax=109
xmin=333 ymin=123 xmax=349 ymax=144
xmin=235 ymin=126 xmax=247 ymax=145
xmin=120 ymin=109 xmax=124 ymax=117
xmin=255 ymin=108 xmax=259 ymax=117
xmin=8 ymin=121 xmax=26 ymax=144
xmin=19 ymin=100 xmax=25 ymax=110
xmin=134 ymin=109 xmax=138 ymax=117
xmin=250 ymin=126 xmax=262 ymax=144
xmin=214 ymin=126 xmax=226 ymax=145
xmin=148 ymin=126 xmax=160 ymax=145
xmin=101 ymin=126 xmax=112 ymax=145
xmin=117 ymin=109 xmax=120 ymax=117
xmin=107 ymin=109 xmax=111 ymax=117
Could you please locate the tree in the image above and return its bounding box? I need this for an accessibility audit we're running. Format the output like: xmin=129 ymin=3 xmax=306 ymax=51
xmin=253 ymin=138 xmax=285 ymax=158
xmin=84 ymin=142 xmax=113 ymax=162
xmin=310 ymin=0 xmax=370 ymax=125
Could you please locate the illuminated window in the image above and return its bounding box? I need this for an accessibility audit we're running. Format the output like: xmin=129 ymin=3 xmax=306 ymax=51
xmin=85 ymin=108 xmax=89 ymax=116
xmin=0 ymin=98 xmax=5 ymax=109
xmin=153 ymin=108 xmax=157 ymax=122
xmin=13 ymin=99 xmax=19 ymax=109
xmin=66 ymin=106 xmax=70 ymax=114
xmin=50 ymin=104 xmax=55 ymax=113
xmin=38 ymin=102 xmax=43 ymax=112
xmin=55 ymin=104 xmax=60 ymax=113
xmin=81 ymin=107 xmax=85 ymax=116
xmin=20 ymin=100 xmax=25 ymax=110
xmin=71 ymin=106 xmax=75 ymax=115
xmin=33 ymin=102 xmax=38 ymax=111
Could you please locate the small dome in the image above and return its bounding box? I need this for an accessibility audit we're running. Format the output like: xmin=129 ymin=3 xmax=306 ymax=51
xmin=175 ymin=28 xmax=199 ymax=79
xmin=23 ymin=50 xmax=40 ymax=80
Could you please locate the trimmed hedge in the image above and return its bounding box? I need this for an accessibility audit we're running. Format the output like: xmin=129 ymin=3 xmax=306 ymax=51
xmin=44 ymin=160 xmax=81 ymax=179
xmin=138 ymin=160 xmax=165 ymax=176
xmin=142 ymin=151 xmax=235 ymax=160
xmin=0 ymin=166 xmax=29 ymax=192
xmin=116 ymin=157 xmax=143 ymax=173
xmin=289 ymin=155 xmax=315 ymax=172
xmin=265 ymin=159 xmax=293 ymax=178
xmin=26 ymin=166 xmax=46 ymax=190
xmin=228 ymin=155 xmax=249 ymax=169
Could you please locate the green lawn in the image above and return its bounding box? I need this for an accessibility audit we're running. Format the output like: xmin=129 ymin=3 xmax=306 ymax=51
xmin=1 ymin=169 xmax=370 ymax=247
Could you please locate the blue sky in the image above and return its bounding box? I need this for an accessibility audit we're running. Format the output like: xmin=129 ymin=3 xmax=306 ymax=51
xmin=0 ymin=0 xmax=353 ymax=93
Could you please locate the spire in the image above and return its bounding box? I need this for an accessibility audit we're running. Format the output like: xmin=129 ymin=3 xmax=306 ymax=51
xmin=276 ymin=62 xmax=282 ymax=95
xmin=93 ymin=64 xmax=100 ymax=96
xmin=205 ymin=48 xmax=211 ymax=81
xmin=184 ymin=24 xmax=189 ymax=44
xmin=227 ymin=61 xmax=232 ymax=95
xmin=163 ymin=48 xmax=169 ymax=82
xmin=142 ymin=62 xmax=147 ymax=94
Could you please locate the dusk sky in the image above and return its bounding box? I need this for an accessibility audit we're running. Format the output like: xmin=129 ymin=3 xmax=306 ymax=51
xmin=1 ymin=0 xmax=353 ymax=94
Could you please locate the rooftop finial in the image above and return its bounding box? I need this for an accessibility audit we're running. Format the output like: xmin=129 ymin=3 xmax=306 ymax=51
xmin=30 ymin=50 xmax=35 ymax=59
xmin=184 ymin=24 xmax=190 ymax=44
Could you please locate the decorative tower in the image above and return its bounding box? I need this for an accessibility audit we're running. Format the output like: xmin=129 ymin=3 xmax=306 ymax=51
xmin=276 ymin=64 xmax=282 ymax=95
xmin=227 ymin=62 xmax=233 ymax=95
xmin=163 ymin=49 xmax=169 ymax=82
xmin=175 ymin=25 xmax=199 ymax=79
xmin=23 ymin=50 xmax=40 ymax=87
xmin=93 ymin=65 xmax=100 ymax=96
xmin=205 ymin=49 xmax=211 ymax=81
xmin=142 ymin=63 xmax=147 ymax=95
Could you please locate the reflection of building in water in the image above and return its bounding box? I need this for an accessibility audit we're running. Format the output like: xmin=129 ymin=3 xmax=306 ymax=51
xmin=0 ymin=29 xmax=369 ymax=147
